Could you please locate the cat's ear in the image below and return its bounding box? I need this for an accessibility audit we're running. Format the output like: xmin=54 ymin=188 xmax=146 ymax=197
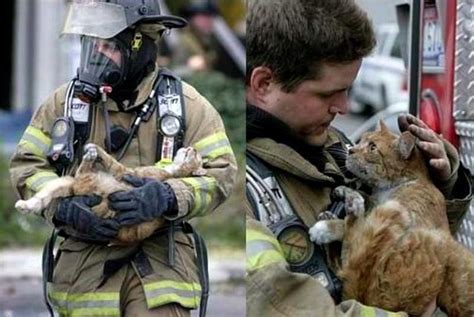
xmin=396 ymin=131 xmax=416 ymax=159
xmin=379 ymin=120 xmax=390 ymax=134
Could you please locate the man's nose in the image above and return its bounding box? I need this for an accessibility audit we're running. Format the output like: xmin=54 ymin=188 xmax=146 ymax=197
xmin=329 ymin=93 xmax=349 ymax=115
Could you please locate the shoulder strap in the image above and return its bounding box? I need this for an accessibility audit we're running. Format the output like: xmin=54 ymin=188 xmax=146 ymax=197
xmin=246 ymin=151 xmax=296 ymax=225
xmin=155 ymin=69 xmax=186 ymax=163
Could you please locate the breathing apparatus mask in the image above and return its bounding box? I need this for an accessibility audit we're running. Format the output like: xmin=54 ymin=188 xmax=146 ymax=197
xmin=61 ymin=0 xmax=187 ymax=102
xmin=76 ymin=29 xmax=158 ymax=102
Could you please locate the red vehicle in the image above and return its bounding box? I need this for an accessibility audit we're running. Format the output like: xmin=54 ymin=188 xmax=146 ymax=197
xmin=398 ymin=0 xmax=474 ymax=249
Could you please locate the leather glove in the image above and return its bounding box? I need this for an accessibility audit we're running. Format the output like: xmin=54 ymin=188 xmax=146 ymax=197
xmin=53 ymin=195 xmax=119 ymax=242
xmin=108 ymin=175 xmax=177 ymax=227
xmin=398 ymin=114 xmax=452 ymax=181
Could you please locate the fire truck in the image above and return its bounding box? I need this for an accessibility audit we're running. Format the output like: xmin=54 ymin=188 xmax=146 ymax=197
xmin=395 ymin=0 xmax=474 ymax=250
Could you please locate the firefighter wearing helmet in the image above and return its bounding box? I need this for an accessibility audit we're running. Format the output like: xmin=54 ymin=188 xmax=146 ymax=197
xmin=9 ymin=0 xmax=237 ymax=316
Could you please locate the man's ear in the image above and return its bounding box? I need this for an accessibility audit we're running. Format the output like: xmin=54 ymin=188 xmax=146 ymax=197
xmin=396 ymin=131 xmax=416 ymax=159
xmin=248 ymin=66 xmax=274 ymax=99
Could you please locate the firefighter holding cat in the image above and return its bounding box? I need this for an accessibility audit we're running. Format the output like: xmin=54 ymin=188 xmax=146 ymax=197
xmin=245 ymin=0 xmax=472 ymax=316
xmin=9 ymin=1 xmax=237 ymax=316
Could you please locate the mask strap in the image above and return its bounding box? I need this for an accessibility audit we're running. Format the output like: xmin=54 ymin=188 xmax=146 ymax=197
xmin=130 ymin=31 xmax=143 ymax=62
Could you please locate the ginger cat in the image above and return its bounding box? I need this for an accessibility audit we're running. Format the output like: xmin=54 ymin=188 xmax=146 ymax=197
xmin=309 ymin=121 xmax=474 ymax=317
xmin=15 ymin=143 xmax=205 ymax=243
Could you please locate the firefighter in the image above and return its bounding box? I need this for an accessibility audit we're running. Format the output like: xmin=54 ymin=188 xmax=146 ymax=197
xmin=9 ymin=1 xmax=237 ymax=316
xmin=173 ymin=2 xmax=220 ymax=74
xmin=245 ymin=0 xmax=472 ymax=316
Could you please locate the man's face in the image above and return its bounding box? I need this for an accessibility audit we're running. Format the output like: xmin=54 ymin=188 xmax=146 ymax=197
xmin=94 ymin=39 xmax=122 ymax=67
xmin=264 ymin=60 xmax=362 ymax=146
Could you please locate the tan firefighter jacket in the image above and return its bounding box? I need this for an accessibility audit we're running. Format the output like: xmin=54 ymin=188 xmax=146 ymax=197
xmin=246 ymin=128 xmax=472 ymax=317
xmin=9 ymin=68 xmax=237 ymax=316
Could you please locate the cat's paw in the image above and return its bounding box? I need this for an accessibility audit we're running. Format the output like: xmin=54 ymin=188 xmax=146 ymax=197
xmin=309 ymin=221 xmax=337 ymax=244
xmin=15 ymin=198 xmax=42 ymax=215
xmin=333 ymin=186 xmax=365 ymax=217
xmin=168 ymin=147 xmax=205 ymax=176
xmin=83 ymin=143 xmax=98 ymax=162
xmin=317 ymin=210 xmax=338 ymax=221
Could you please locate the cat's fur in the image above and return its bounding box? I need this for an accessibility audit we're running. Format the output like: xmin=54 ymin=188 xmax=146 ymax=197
xmin=309 ymin=121 xmax=474 ymax=317
xmin=15 ymin=143 xmax=205 ymax=243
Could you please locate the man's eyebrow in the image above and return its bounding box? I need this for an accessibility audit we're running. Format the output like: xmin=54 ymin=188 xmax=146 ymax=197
xmin=317 ymin=86 xmax=350 ymax=95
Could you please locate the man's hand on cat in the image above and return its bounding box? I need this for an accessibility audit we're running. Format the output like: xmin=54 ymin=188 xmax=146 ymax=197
xmin=54 ymin=195 xmax=120 ymax=242
xmin=398 ymin=114 xmax=451 ymax=181
xmin=108 ymin=175 xmax=178 ymax=226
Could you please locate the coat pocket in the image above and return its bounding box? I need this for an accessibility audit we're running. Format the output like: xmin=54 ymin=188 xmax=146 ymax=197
xmin=140 ymin=232 xmax=202 ymax=309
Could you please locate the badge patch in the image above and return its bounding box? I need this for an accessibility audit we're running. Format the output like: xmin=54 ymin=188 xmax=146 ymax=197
xmin=71 ymin=98 xmax=90 ymax=123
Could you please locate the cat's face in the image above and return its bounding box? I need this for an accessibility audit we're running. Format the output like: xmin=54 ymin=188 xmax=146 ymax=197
xmin=346 ymin=121 xmax=418 ymax=188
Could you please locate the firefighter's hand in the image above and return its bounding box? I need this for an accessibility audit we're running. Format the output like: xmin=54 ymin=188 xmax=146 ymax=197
xmin=108 ymin=175 xmax=177 ymax=226
xmin=398 ymin=114 xmax=451 ymax=181
xmin=53 ymin=195 xmax=120 ymax=242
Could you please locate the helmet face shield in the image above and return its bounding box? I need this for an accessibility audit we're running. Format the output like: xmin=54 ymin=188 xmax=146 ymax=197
xmin=62 ymin=1 xmax=187 ymax=40
xmin=78 ymin=36 xmax=127 ymax=88
xmin=62 ymin=3 xmax=129 ymax=39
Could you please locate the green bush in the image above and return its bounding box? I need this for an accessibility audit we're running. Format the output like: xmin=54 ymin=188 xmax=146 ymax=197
xmin=184 ymin=71 xmax=245 ymax=250
xmin=0 ymin=151 xmax=49 ymax=248
xmin=183 ymin=70 xmax=245 ymax=164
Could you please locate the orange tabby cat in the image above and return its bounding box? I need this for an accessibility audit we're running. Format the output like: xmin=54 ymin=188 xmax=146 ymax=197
xmin=309 ymin=121 xmax=474 ymax=317
xmin=15 ymin=143 xmax=205 ymax=243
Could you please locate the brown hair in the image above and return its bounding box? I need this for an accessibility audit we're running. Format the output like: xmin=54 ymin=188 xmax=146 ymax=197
xmin=246 ymin=0 xmax=376 ymax=92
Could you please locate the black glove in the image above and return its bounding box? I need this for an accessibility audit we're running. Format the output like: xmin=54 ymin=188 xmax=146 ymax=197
xmin=108 ymin=175 xmax=177 ymax=227
xmin=54 ymin=195 xmax=119 ymax=242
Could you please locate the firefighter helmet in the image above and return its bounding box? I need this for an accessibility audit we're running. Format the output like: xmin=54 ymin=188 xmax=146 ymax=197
xmin=62 ymin=0 xmax=187 ymax=39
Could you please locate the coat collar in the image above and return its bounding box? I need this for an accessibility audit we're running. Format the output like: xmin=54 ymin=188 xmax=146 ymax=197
xmin=106 ymin=67 xmax=159 ymax=112
xmin=247 ymin=128 xmax=348 ymax=185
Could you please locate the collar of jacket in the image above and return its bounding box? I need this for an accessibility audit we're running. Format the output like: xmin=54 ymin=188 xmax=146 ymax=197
xmin=247 ymin=132 xmax=346 ymax=185
xmin=247 ymin=104 xmax=348 ymax=184
xmin=105 ymin=67 xmax=160 ymax=112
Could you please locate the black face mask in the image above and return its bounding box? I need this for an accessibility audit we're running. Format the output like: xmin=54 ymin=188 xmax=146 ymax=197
xmin=76 ymin=29 xmax=158 ymax=102
xmin=78 ymin=36 xmax=127 ymax=86
xmin=113 ymin=29 xmax=158 ymax=93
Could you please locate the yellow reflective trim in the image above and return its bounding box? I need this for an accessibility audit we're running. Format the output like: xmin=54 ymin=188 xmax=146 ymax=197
xmin=154 ymin=158 xmax=172 ymax=169
xmin=19 ymin=126 xmax=52 ymax=157
xmin=193 ymin=132 xmax=233 ymax=160
xmin=247 ymin=229 xmax=286 ymax=270
xmin=55 ymin=307 xmax=120 ymax=317
xmin=193 ymin=131 xmax=227 ymax=151
xmin=205 ymin=145 xmax=233 ymax=160
xmin=247 ymin=249 xmax=286 ymax=271
xmin=360 ymin=306 xmax=376 ymax=317
xmin=144 ymin=280 xmax=202 ymax=292
xmin=181 ymin=177 xmax=216 ymax=216
xmin=18 ymin=139 xmax=43 ymax=157
xmin=25 ymin=171 xmax=59 ymax=192
xmin=50 ymin=292 xmax=119 ymax=302
xmin=147 ymin=293 xmax=200 ymax=309
xmin=359 ymin=304 xmax=403 ymax=317
xmin=50 ymin=291 xmax=120 ymax=316
xmin=25 ymin=126 xmax=51 ymax=147
xmin=247 ymin=229 xmax=282 ymax=251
